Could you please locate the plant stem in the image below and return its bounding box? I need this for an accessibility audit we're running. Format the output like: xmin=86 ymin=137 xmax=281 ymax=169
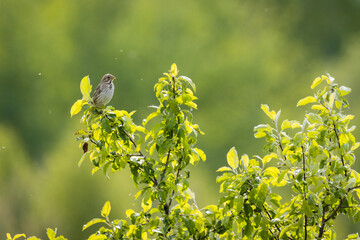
xmin=332 ymin=120 xmax=348 ymax=177
xmin=301 ymin=145 xmax=308 ymax=240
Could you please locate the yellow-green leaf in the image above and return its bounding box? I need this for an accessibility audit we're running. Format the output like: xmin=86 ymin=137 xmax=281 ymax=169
xmin=311 ymin=77 xmax=323 ymax=89
xmin=101 ymin=201 xmax=111 ymax=217
xmin=311 ymin=104 xmax=327 ymax=111
xmin=341 ymin=115 xmax=354 ymax=123
xmin=194 ymin=148 xmax=206 ymax=161
xmin=216 ymin=166 xmax=232 ymax=172
xmin=262 ymin=153 xmax=277 ymax=165
xmin=46 ymin=228 xmax=56 ymax=240
xmin=339 ymin=133 xmax=349 ymax=145
xmin=88 ymin=234 xmax=107 ymax=240
xmin=281 ymin=119 xmax=291 ymax=130
xmin=126 ymin=209 xmax=135 ymax=218
xmin=261 ymin=104 xmax=276 ymax=121
xmin=80 ymin=75 xmax=92 ymax=101
xmin=351 ymin=142 xmax=360 ymax=151
xmin=241 ymin=154 xmax=249 ymax=169
xmin=78 ymin=151 xmax=90 ymax=167
xmin=170 ymin=63 xmax=179 ymax=76
xmin=297 ymin=96 xmax=317 ymax=106
xmin=13 ymin=234 xmax=26 ymax=240
xmin=82 ymin=218 xmax=106 ymax=231
xmin=329 ymin=92 xmax=335 ymax=109
xmin=227 ymin=147 xmax=239 ymax=169
xmin=70 ymin=99 xmax=86 ymax=117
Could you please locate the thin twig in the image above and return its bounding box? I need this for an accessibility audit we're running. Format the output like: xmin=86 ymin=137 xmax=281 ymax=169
xmin=301 ymin=145 xmax=308 ymax=240
xmin=332 ymin=120 xmax=348 ymax=177
xmin=263 ymin=205 xmax=294 ymax=240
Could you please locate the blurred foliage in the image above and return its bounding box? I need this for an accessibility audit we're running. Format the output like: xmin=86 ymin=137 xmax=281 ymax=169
xmin=1 ymin=0 xmax=360 ymax=239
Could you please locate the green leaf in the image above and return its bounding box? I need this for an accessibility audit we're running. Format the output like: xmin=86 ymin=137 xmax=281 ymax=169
xmin=351 ymin=142 xmax=360 ymax=151
xmin=297 ymin=96 xmax=317 ymax=106
xmin=80 ymin=75 xmax=92 ymax=101
xmin=101 ymin=201 xmax=111 ymax=217
xmin=241 ymin=154 xmax=249 ymax=169
xmin=312 ymin=104 xmax=327 ymax=111
xmin=88 ymin=234 xmax=107 ymax=240
xmin=179 ymin=76 xmax=196 ymax=92
xmin=339 ymin=133 xmax=350 ymax=146
xmin=339 ymin=86 xmax=351 ymax=96
xmin=261 ymin=104 xmax=276 ymax=121
xmin=216 ymin=166 xmax=232 ymax=172
xmin=227 ymin=147 xmax=239 ymax=169
xmin=347 ymin=233 xmax=360 ymax=239
xmin=143 ymin=111 xmax=160 ymax=125
xmin=329 ymin=92 xmax=335 ymax=109
xmin=78 ymin=151 xmax=90 ymax=167
xmin=194 ymin=148 xmax=206 ymax=161
xmin=13 ymin=234 xmax=26 ymax=240
xmin=170 ymin=63 xmax=179 ymax=76
xmin=82 ymin=218 xmax=106 ymax=231
xmin=262 ymin=153 xmax=277 ymax=165
xmin=341 ymin=115 xmax=354 ymax=123
xmin=303 ymin=200 xmax=313 ymax=217
xmin=311 ymin=77 xmax=323 ymax=89
xmin=70 ymin=99 xmax=86 ymax=117
xmin=281 ymin=119 xmax=291 ymax=130
xmin=46 ymin=228 xmax=56 ymax=240
xmin=126 ymin=209 xmax=135 ymax=218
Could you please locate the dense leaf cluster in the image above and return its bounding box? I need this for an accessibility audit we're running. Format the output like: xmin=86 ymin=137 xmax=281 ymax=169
xmin=8 ymin=66 xmax=360 ymax=239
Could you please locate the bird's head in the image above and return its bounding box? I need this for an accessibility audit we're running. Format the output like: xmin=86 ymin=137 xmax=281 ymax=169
xmin=102 ymin=73 xmax=116 ymax=83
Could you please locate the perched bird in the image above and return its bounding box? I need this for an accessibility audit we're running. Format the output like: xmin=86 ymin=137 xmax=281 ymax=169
xmin=92 ymin=73 xmax=116 ymax=108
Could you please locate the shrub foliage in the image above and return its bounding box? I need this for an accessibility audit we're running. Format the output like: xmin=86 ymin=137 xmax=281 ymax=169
xmin=7 ymin=65 xmax=360 ymax=240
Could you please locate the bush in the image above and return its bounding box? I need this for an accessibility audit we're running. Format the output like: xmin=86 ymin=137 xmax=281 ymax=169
xmin=8 ymin=65 xmax=360 ymax=239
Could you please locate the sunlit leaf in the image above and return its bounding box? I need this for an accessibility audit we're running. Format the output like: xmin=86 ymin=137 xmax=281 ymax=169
xmin=101 ymin=201 xmax=111 ymax=217
xmin=82 ymin=218 xmax=106 ymax=231
xmin=194 ymin=148 xmax=206 ymax=161
xmin=339 ymin=86 xmax=351 ymax=96
xmin=341 ymin=115 xmax=354 ymax=123
xmin=261 ymin=104 xmax=276 ymax=121
xmin=262 ymin=153 xmax=277 ymax=165
xmin=351 ymin=142 xmax=360 ymax=151
xmin=297 ymin=96 xmax=317 ymax=106
xmin=179 ymin=76 xmax=196 ymax=92
xmin=88 ymin=234 xmax=107 ymax=240
xmin=311 ymin=104 xmax=327 ymax=111
xmin=170 ymin=63 xmax=179 ymax=76
xmin=80 ymin=75 xmax=92 ymax=101
xmin=311 ymin=77 xmax=322 ymax=89
xmin=13 ymin=234 xmax=26 ymax=240
xmin=216 ymin=166 xmax=232 ymax=172
xmin=78 ymin=151 xmax=90 ymax=167
xmin=241 ymin=154 xmax=249 ymax=169
xmin=70 ymin=99 xmax=86 ymax=117
xmin=329 ymin=92 xmax=335 ymax=109
xmin=227 ymin=147 xmax=239 ymax=169
xmin=339 ymin=133 xmax=349 ymax=145
xmin=46 ymin=228 xmax=56 ymax=240
xmin=126 ymin=209 xmax=135 ymax=218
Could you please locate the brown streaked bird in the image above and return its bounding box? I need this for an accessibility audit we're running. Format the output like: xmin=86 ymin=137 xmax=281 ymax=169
xmin=92 ymin=73 xmax=116 ymax=108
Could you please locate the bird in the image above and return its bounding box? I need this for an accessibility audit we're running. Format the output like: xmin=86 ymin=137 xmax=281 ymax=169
xmin=92 ymin=73 xmax=116 ymax=108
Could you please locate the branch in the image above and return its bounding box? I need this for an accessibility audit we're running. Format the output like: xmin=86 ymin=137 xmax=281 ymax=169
xmin=160 ymin=148 xmax=172 ymax=184
xmin=332 ymin=120 xmax=348 ymax=177
xmin=263 ymin=205 xmax=294 ymax=240
xmin=301 ymin=145 xmax=308 ymax=240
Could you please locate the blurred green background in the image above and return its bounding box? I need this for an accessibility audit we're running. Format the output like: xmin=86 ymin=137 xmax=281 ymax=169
xmin=1 ymin=0 xmax=360 ymax=238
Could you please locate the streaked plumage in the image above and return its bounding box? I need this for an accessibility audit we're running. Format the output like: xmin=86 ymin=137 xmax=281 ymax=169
xmin=92 ymin=73 xmax=116 ymax=107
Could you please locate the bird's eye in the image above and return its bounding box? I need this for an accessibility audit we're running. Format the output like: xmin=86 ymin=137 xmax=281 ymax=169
xmin=107 ymin=76 xmax=111 ymax=80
